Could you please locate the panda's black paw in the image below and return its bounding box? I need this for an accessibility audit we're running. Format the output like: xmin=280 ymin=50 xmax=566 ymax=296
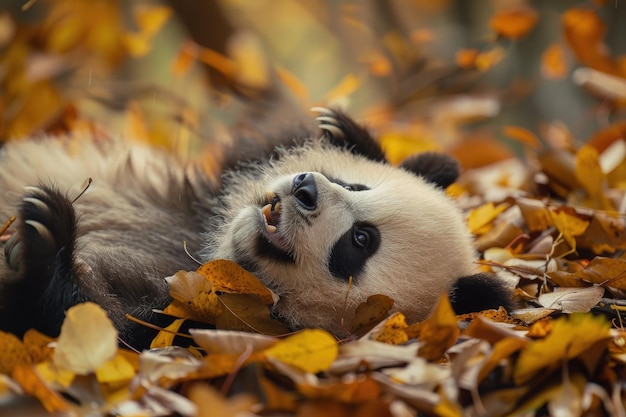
xmin=4 ymin=185 xmax=77 ymax=285
xmin=311 ymin=107 xmax=386 ymax=162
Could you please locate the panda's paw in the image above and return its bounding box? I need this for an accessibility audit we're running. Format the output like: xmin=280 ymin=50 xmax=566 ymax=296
xmin=311 ymin=107 xmax=386 ymax=161
xmin=4 ymin=185 xmax=77 ymax=282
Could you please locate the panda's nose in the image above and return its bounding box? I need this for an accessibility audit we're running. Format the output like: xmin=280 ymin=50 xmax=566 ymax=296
xmin=292 ymin=173 xmax=317 ymax=211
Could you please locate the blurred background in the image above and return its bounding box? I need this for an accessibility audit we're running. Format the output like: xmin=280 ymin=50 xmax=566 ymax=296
xmin=0 ymin=0 xmax=625 ymax=170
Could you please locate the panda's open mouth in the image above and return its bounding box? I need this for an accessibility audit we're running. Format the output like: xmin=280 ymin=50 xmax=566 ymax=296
xmin=257 ymin=194 xmax=293 ymax=262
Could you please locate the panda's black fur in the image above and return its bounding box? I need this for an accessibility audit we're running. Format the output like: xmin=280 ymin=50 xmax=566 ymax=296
xmin=0 ymin=109 xmax=510 ymax=346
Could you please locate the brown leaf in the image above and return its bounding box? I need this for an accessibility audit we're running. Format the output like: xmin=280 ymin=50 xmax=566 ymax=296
xmin=350 ymin=294 xmax=394 ymax=336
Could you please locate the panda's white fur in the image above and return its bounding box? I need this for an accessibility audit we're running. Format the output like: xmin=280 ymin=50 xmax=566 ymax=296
xmin=0 ymin=109 xmax=504 ymax=345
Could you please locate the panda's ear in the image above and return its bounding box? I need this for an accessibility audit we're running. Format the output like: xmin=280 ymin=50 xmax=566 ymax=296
xmin=448 ymin=273 xmax=513 ymax=314
xmin=400 ymin=152 xmax=460 ymax=189
xmin=312 ymin=107 xmax=386 ymax=162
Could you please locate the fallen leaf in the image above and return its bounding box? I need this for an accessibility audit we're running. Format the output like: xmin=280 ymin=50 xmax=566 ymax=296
xmin=350 ymin=294 xmax=394 ymax=336
xmin=265 ymin=329 xmax=338 ymax=374
xmin=537 ymin=286 xmax=604 ymax=313
xmin=53 ymin=302 xmax=119 ymax=375
xmin=418 ymin=295 xmax=460 ymax=362
xmin=12 ymin=365 xmax=70 ymax=413
xmin=197 ymin=259 xmax=277 ymax=305
xmin=0 ymin=331 xmax=31 ymax=374
xmin=514 ymin=314 xmax=611 ymax=384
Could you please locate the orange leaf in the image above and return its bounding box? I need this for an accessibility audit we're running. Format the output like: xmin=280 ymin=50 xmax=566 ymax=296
xmin=197 ymin=259 xmax=277 ymax=305
xmin=0 ymin=331 xmax=31 ymax=374
xmin=562 ymin=8 xmax=618 ymax=75
xmin=418 ymin=295 xmax=459 ymax=362
xmin=502 ymin=125 xmax=541 ymax=149
xmin=489 ymin=9 xmax=538 ymax=40
xmin=373 ymin=312 xmax=409 ymax=345
xmin=12 ymin=365 xmax=70 ymax=413
xmin=455 ymin=48 xmax=480 ymax=69
xmin=541 ymin=43 xmax=569 ymax=79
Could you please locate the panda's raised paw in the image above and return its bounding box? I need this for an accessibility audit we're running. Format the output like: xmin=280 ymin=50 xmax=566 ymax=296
xmin=310 ymin=107 xmax=386 ymax=162
xmin=4 ymin=185 xmax=77 ymax=279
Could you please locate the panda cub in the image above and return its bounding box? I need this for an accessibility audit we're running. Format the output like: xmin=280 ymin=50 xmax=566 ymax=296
xmin=0 ymin=108 xmax=510 ymax=344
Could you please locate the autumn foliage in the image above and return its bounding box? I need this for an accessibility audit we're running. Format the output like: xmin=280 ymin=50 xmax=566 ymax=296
xmin=1 ymin=0 xmax=626 ymax=416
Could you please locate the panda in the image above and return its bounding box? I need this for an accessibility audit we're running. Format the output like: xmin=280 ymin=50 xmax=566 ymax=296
xmin=0 ymin=108 xmax=510 ymax=346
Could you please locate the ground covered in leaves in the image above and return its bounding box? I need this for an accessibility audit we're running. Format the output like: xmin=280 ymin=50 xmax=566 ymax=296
xmin=2 ymin=0 xmax=626 ymax=416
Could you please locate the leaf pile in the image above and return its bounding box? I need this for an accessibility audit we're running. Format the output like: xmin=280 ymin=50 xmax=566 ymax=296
xmin=2 ymin=0 xmax=626 ymax=416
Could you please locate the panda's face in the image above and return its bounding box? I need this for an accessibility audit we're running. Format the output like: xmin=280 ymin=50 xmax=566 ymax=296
xmin=213 ymin=144 xmax=477 ymax=334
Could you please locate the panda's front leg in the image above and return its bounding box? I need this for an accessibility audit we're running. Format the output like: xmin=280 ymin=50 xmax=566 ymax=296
xmin=1 ymin=184 xmax=85 ymax=337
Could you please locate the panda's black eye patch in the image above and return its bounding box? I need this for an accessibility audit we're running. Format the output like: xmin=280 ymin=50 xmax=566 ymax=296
xmin=327 ymin=176 xmax=369 ymax=192
xmin=329 ymin=222 xmax=380 ymax=281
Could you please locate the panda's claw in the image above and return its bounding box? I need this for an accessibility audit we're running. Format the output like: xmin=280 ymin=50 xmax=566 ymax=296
xmin=319 ymin=124 xmax=345 ymax=139
xmin=22 ymin=197 xmax=51 ymax=215
xmin=310 ymin=106 xmax=334 ymax=116
xmin=24 ymin=220 xmax=54 ymax=245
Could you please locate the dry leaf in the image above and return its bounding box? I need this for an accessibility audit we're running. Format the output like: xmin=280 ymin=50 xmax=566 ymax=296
xmin=265 ymin=329 xmax=338 ymax=374
xmin=514 ymin=314 xmax=611 ymax=384
xmin=197 ymin=260 xmax=277 ymax=305
xmin=350 ymin=294 xmax=394 ymax=336
xmin=0 ymin=331 xmax=31 ymax=374
xmin=12 ymin=365 xmax=70 ymax=413
xmin=537 ymin=286 xmax=604 ymax=313
xmin=53 ymin=302 xmax=118 ymax=375
xmin=418 ymin=295 xmax=460 ymax=362
xmin=467 ymin=202 xmax=509 ymax=235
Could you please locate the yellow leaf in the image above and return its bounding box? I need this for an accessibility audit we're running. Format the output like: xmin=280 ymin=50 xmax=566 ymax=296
xmin=514 ymin=314 xmax=611 ymax=384
xmin=265 ymin=329 xmax=338 ymax=373
xmin=549 ymin=208 xmax=590 ymax=252
xmin=418 ymin=295 xmax=460 ymax=362
xmin=467 ymin=202 xmax=509 ymax=235
xmin=575 ymin=145 xmax=614 ymax=210
xmin=150 ymin=318 xmax=186 ymax=349
xmin=95 ymin=351 xmax=136 ymax=385
xmin=35 ymin=361 xmax=75 ymax=388
xmin=123 ymin=5 xmax=171 ymax=57
xmin=133 ymin=5 xmax=171 ymax=36
xmin=373 ymin=312 xmax=409 ymax=345
xmin=53 ymin=302 xmax=119 ymax=375
xmin=228 ymin=31 xmax=271 ymax=91
xmin=166 ymin=270 xmax=220 ymax=320
xmin=0 ymin=331 xmax=31 ymax=374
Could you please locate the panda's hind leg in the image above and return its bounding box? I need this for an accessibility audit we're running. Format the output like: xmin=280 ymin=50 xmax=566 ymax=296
xmin=1 ymin=184 xmax=84 ymax=337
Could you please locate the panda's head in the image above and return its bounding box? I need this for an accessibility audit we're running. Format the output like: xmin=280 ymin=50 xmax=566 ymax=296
xmin=209 ymin=109 xmax=477 ymax=334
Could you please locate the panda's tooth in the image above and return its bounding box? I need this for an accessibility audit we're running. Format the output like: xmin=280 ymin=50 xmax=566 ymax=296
xmin=273 ymin=201 xmax=281 ymax=214
xmin=266 ymin=224 xmax=277 ymax=234
xmin=262 ymin=204 xmax=272 ymax=222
